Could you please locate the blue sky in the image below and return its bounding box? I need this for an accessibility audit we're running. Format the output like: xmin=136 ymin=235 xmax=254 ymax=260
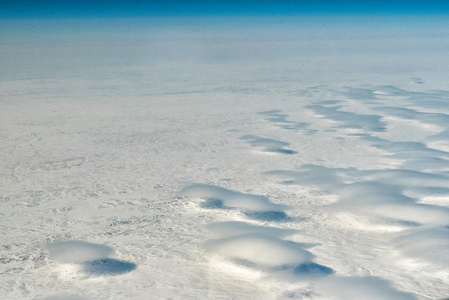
xmin=1 ymin=1 xmax=449 ymax=19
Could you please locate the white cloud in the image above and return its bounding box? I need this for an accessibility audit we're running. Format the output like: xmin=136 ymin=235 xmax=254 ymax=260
xmin=204 ymin=234 xmax=314 ymax=269
xmin=46 ymin=241 xmax=114 ymax=264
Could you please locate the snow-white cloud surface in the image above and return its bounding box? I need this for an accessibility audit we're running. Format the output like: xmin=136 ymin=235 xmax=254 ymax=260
xmin=1 ymin=17 xmax=449 ymax=299
xmin=46 ymin=241 xmax=114 ymax=264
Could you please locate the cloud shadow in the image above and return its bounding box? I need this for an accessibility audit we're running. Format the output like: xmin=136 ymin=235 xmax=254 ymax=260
xmin=241 ymin=135 xmax=297 ymax=155
xmin=292 ymin=262 xmax=334 ymax=277
xmin=82 ymin=258 xmax=137 ymax=275
xmin=243 ymin=210 xmax=291 ymax=222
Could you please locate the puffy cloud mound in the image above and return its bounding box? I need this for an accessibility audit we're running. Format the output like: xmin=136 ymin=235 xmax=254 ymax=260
xmin=332 ymin=181 xmax=413 ymax=206
xmin=332 ymin=181 xmax=449 ymax=225
xmin=394 ymin=226 xmax=449 ymax=267
xmin=362 ymin=169 xmax=449 ymax=189
xmin=205 ymin=221 xmax=298 ymax=238
xmin=46 ymin=241 xmax=115 ymax=264
xmin=180 ymin=184 xmax=290 ymax=212
xmin=204 ymin=234 xmax=314 ymax=269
